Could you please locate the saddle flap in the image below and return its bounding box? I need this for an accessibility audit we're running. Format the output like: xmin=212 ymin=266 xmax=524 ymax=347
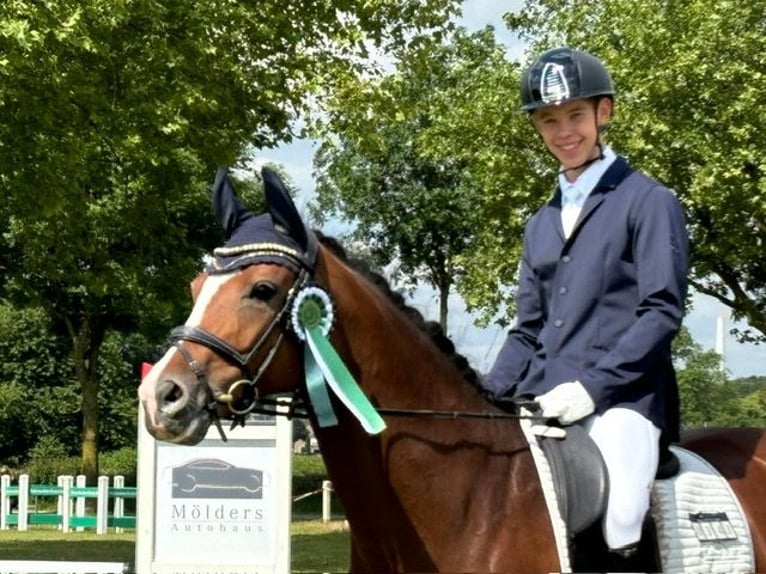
xmin=539 ymin=424 xmax=608 ymax=536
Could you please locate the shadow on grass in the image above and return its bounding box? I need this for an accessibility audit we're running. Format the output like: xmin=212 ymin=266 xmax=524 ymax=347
xmin=0 ymin=524 xmax=349 ymax=572
xmin=0 ymin=537 xmax=134 ymax=562
xmin=292 ymin=530 xmax=350 ymax=573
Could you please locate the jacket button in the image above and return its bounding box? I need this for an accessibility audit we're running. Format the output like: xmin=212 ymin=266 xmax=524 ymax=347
xmin=559 ymin=286 xmax=568 ymax=295
xmin=562 ymin=255 xmax=571 ymax=263
xmin=554 ymin=319 xmax=564 ymax=327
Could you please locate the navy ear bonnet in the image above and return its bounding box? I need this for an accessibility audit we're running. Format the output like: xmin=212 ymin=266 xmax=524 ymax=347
xmin=207 ymin=166 xmax=318 ymax=274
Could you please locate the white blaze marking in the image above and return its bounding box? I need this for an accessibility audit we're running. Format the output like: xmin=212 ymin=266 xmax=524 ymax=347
xmin=186 ymin=272 xmax=237 ymax=326
xmin=138 ymin=271 xmax=237 ymax=413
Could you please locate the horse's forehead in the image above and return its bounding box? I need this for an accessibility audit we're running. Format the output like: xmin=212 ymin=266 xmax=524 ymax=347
xmin=186 ymin=272 xmax=237 ymax=327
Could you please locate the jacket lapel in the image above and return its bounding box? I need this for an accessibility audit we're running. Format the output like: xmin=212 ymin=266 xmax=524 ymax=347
xmin=545 ymin=188 xmax=566 ymax=242
xmin=566 ymin=157 xmax=632 ymax=242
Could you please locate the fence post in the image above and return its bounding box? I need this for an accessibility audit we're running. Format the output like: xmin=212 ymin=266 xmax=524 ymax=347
xmin=17 ymin=474 xmax=29 ymax=531
xmin=322 ymin=480 xmax=332 ymax=523
xmin=61 ymin=475 xmax=73 ymax=533
xmin=75 ymin=475 xmax=86 ymax=532
xmin=113 ymin=475 xmax=125 ymax=534
xmin=0 ymin=474 xmax=10 ymax=530
xmin=96 ymin=476 xmax=109 ymax=534
xmin=56 ymin=476 xmax=64 ymax=530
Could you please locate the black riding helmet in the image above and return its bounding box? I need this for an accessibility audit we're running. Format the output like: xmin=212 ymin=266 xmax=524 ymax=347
xmin=520 ymin=47 xmax=614 ymax=112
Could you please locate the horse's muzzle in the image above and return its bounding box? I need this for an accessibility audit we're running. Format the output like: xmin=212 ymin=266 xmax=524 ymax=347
xmin=138 ymin=371 xmax=212 ymax=445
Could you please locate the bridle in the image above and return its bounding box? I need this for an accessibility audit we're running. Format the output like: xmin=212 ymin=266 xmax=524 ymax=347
xmin=167 ymin=252 xmax=312 ymax=440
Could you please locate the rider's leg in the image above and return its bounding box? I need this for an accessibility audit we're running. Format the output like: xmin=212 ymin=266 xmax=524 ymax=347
xmin=583 ymin=407 xmax=660 ymax=550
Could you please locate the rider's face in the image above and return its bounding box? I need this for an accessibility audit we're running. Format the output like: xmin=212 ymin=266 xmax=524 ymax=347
xmin=531 ymin=98 xmax=612 ymax=180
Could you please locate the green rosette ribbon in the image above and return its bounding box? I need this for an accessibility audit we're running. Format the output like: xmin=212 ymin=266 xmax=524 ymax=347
xmin=290 ymin=286 xmax=386 ymax=435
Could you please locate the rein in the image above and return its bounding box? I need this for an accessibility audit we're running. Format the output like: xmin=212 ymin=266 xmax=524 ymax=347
xmin=376 ymin=401 xmax=545 ymax=421
xmin=249 ymin=396 xmax=546 ymax=422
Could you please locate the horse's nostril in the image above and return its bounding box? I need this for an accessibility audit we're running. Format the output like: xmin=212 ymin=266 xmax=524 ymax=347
xmin=157 ymin=379 xmax=187 ymax=415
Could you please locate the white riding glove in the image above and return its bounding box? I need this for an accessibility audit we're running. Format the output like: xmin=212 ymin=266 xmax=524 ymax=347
xmin=537 ymin=381 xmax=595 ymax=425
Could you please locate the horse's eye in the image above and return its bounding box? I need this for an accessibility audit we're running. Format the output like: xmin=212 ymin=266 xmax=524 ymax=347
xmin=248 ymin=282 xmax=277 ymax=301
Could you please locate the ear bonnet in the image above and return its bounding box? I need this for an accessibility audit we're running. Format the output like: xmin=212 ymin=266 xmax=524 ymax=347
xmin=207 ymin=167 xmax=317 ymax=273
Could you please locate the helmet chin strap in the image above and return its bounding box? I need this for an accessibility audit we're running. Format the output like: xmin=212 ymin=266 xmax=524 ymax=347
xmin=558 ymin=141 xmax=605 ymax=177
xmin=558 ymin=116 xmax=609 ymax=178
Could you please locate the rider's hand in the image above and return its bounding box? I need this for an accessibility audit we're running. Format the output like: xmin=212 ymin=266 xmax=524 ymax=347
xmin=537 ymin=381 xmax=595 ymax=424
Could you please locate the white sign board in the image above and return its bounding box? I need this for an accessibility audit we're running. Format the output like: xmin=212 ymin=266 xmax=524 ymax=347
xmin=136 ymin=406 xmax=293 ymax=574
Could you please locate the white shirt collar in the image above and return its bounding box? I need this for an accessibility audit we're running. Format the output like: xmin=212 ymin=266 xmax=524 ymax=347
xmin=557 ymin=146 xmax=617 ymax=205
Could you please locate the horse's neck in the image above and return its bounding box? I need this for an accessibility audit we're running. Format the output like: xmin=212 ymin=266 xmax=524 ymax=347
xmin=312 ymin=259 xmax=537 ymax=569
xmin=329 ymin=263 xmax=480 ymax=411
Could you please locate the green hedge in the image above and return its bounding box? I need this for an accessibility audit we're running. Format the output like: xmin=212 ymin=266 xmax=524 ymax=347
xmin=291 ymin=454 xmax=343 ymax=517
xmin=292 ymin=454 xmax=327 ymax=494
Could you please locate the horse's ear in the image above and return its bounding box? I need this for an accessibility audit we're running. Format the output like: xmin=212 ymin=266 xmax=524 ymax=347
xmin=261 ymin=167 xmax=315 ymax=259
xmin=212 ymin=167 xmax=253 ymax=238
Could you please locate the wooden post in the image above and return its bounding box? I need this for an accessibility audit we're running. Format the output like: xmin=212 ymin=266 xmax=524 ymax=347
xmin=322 ymin=480 xmax=332 ymax=523
xmin=75 ymin=475 xmax=86 ymax=532
xmin=113 ymin=475 xmax=125 ymax=533
xmin=17 ymin=474 xmax=29 ymax=531
xmin=96 ymin=476 xmax=109 ymax=534
xmin=0 ymin=474 xmax=10 ymax=530
xmin=61 ymin=476 xmax=73 ymax=533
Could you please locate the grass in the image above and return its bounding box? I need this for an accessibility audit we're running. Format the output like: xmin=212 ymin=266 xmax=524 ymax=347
xmin=0 ymin=521 xmax=350 ymax=573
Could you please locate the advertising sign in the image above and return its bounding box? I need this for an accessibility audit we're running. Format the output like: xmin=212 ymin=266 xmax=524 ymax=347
xmin=135 ymin=407 xmax=293 ymax=574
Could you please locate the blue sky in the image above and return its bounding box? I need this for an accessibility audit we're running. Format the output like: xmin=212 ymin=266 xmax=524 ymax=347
xmin=255 ymin=2 xmax=766 ymax=379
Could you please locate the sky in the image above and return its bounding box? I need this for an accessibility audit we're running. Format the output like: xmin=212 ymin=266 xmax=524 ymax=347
xmin=254 ymin=1 xmax=766 ymax=379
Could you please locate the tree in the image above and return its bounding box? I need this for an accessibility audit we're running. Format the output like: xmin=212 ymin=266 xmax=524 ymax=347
xmin=673 ymin=327 xmax=731 ymax=427
xmin=0 ymin=303 xmax=145 ymax=467
xmin=502 ymin=0 xmax=766 ymax=339
xmin=0 ymin=0 xmax=459 ymax=481
xmin=312 ymin=28 xmax=518 ymax=329
xmin=673 ymin=327 xmax=766 ymax=427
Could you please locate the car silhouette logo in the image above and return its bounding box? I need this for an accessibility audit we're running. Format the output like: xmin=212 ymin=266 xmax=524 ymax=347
xmin=171 ymin=458 xmax=264 ymax=499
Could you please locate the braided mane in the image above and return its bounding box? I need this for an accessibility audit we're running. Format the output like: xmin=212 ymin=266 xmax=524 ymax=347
xmin=315 ymin=231 xmax=480 ymax=387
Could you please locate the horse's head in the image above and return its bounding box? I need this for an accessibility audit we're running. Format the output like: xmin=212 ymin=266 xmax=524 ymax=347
xmin=138 ymin=167 xmax=318 ymax=444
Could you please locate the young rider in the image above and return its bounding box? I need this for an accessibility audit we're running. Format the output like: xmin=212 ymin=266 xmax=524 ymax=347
xmin=483 ymin=47 xmax=689 ymax=561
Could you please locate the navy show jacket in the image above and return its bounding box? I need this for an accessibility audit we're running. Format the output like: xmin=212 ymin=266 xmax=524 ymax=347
xmin=485 ymin=156 xmax=689 ymax=433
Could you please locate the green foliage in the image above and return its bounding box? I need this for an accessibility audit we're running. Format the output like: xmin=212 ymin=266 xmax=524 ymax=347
xmin=0 ymin=302 xmax=147 ymax=466
xmin=100 ymin=447 xmax=137 ymax=485
xmin=0 ymin=0 xmax=459 ymax=475
xmin=674 ymin=327 xmax=766 ymax=427
xmin=312 ymin=28 xmax=522 ymax=327
xmin=505 ymin=0 xmax=766 ymax=339
xmin=292 ymin=454 xmax=328 ymax=496
xmin=732 ymin=376 xmax=766 ymax=398
xmin=0 ymin=304 xmax=77 ymax=463
xmin=95 ymin=331 xmax=145 ymax=453
xmin=735 ymin=389 xmax=766 ymax=427
xmin=24 ymin=437 xmax=81 ymax=484
xmin=291 ymin=454 xmax=343 ymax=517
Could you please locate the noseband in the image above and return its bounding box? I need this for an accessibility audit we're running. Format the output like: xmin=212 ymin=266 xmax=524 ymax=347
xmin=168 ymin=267 xmax=310 ymax=438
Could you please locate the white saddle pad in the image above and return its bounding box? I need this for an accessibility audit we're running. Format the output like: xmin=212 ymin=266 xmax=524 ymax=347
xmin=651 ymin=445 xmax=755 ymax=574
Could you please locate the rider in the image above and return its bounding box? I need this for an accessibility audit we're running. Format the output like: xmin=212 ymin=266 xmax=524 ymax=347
xmin=482 ymin=47 xmax=689 ymax=559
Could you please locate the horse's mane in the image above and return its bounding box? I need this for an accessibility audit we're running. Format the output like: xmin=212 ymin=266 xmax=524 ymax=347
xmin=315 ymin=231 xmax=480 ymax=387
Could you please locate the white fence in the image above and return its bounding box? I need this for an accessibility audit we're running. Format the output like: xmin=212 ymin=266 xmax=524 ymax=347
xmin=1 ymin=474 xmax=135 ymax=534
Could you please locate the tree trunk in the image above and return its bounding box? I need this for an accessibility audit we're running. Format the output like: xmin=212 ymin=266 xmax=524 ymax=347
xmin=438 ymin=276 xmax=450 ymax=333
xmin=66 ymin=315 xmax=106 ymax=485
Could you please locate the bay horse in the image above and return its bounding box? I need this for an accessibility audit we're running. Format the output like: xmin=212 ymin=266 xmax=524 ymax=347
xmin=138 ymin=167 xmax=766 ymax=573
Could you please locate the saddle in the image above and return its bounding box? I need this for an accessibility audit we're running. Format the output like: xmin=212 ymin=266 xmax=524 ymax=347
xmin=532 ymin=426 xmax=755 ymax=574
xmin=537 ymin=424 xmax=680 ymax=536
